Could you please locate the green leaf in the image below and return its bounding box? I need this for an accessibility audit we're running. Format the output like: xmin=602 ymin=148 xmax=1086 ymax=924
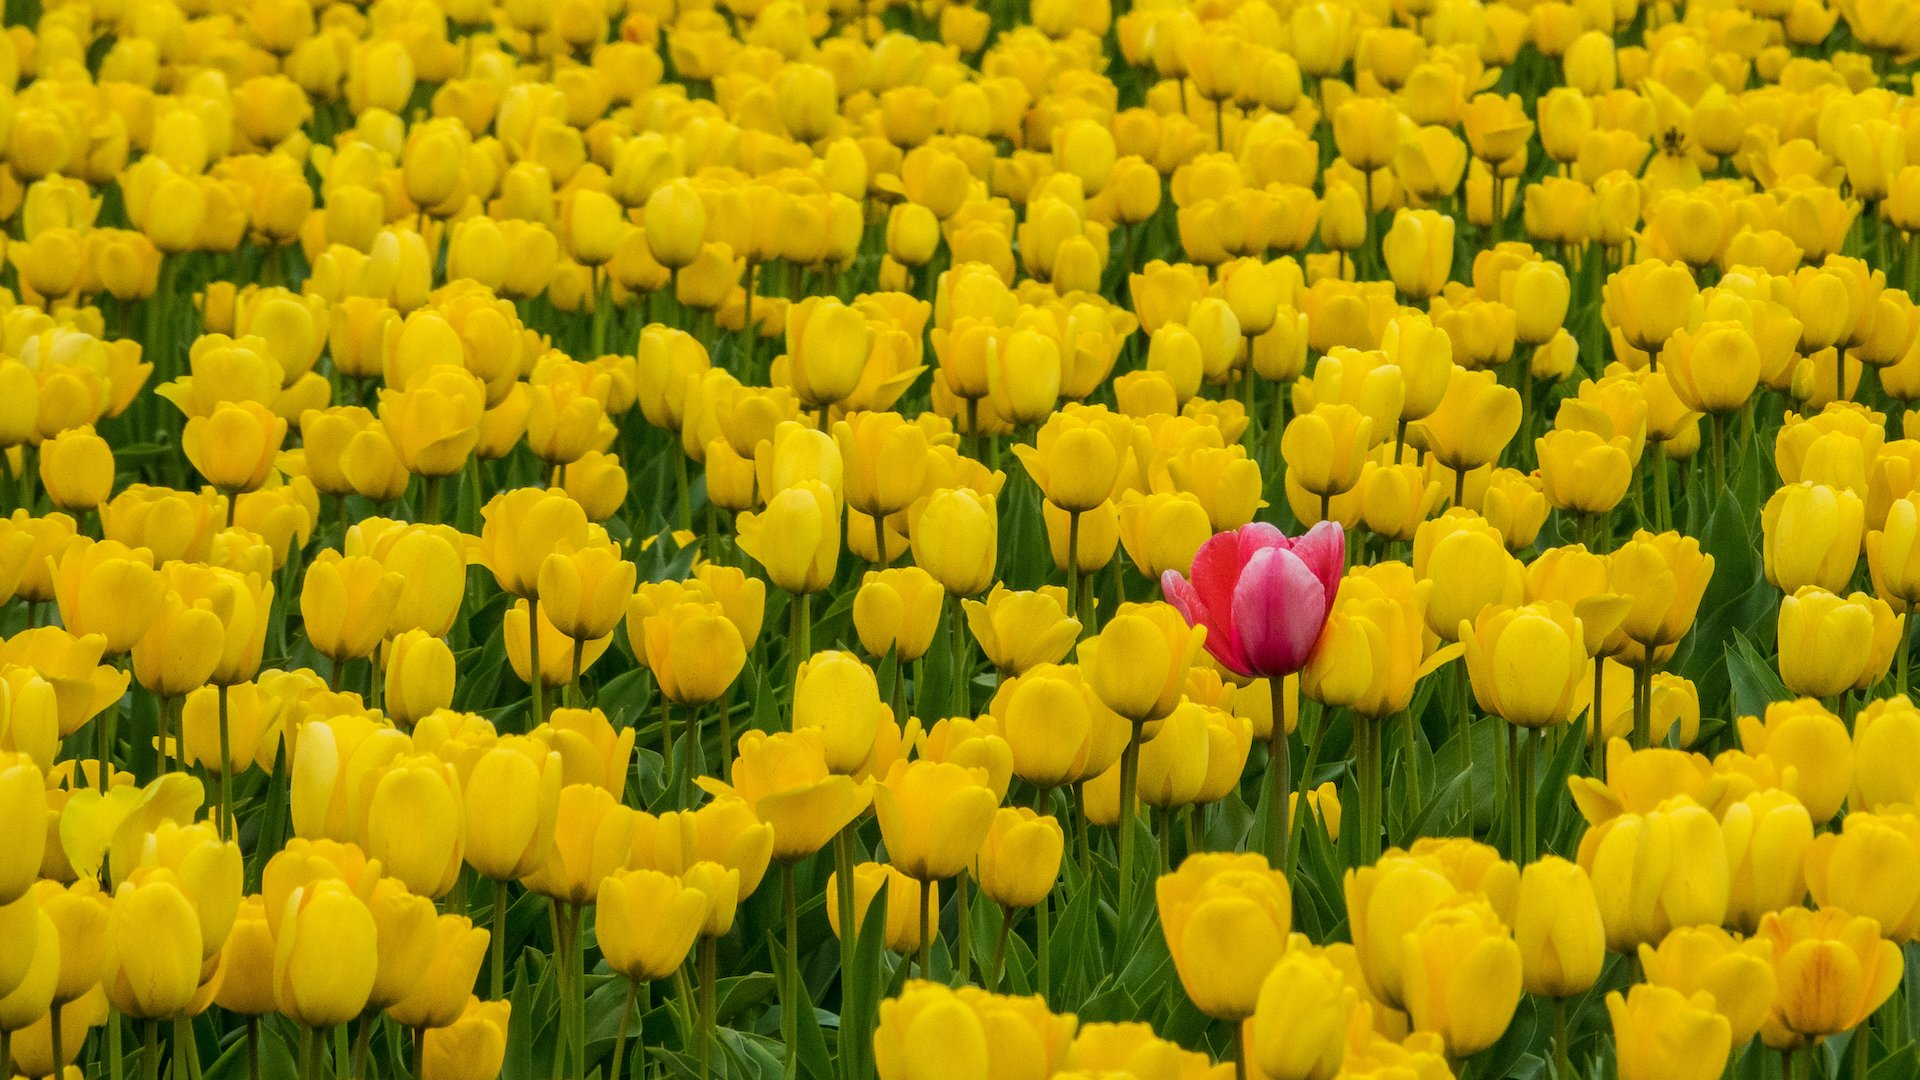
xmin=1725 ymin=627 xmax=1791 ymax=723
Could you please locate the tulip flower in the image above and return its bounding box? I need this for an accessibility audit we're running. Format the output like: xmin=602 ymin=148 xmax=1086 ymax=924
xmin=1608 ymin=984 xmax=1732 ymax=1080
xmin=1156 ymin=852 xmax=1292 ymax=1021
xmin=1758 ymin=906 xmax=1904 ymax=1050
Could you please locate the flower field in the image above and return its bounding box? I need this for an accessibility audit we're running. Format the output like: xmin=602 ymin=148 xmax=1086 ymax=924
xmin=0 ymin=0 xmax=1916 ymax=1077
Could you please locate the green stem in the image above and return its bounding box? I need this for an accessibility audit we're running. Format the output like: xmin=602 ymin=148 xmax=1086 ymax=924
xmin=833 ymin=827 xmax=857 ymax=1068
xmin=1591 ymin=660 xmax=1607 ymax=780
xmin=217 ymin=684 xmax=233 ymax=839
xmin=783 ymin=864 xmax=800 ymax=1079
xmin=1065 ymin=510 xmax=1080 ymax=625
xmin=990 ymin=906 xmax=1012 ymax=991
xmin=1632 ymin=659 xmax=1653 ymax=750
xmin=1117 ymin=725 xmax=1141 ymax=928
xmin=1035 ymin=885 xmax=1051 ymax=1005
xmin=917 ymin=878 xmax=934 ymax=979
xmin=491 ymin=878 xmax=509 ymax=999
xmin=296 ymin=1026 xmax=317 ymax=1080
xmin=789 ymin=591 xmax=812 ymax=691
xmin=1552 ymin=998 xmax=1573 ymax=1080
xmin=1457 ymin=662 xmax=1476 ymax=834
xmin=1267 ymin=677 xmax=1291 ymax=871
xmin=954 ymin=876 xmax=971 ymax=985
xmin=1398 ymin=708 xmax=1422 ymax=811
xmin=950 ymin=602 xmax=969 ymax=717
xmin=350 ymin=1016 xmax=372 ymax=1080
xmin=610 ymin=979 xmax=637 ymax=1080
xmin=246 ymin=1018 xmax=261 ymax=1080
xmin=699 ymin=937 xmax=716 ymax=1080
xmin=528 ymin=596 xmax=544 ymax=728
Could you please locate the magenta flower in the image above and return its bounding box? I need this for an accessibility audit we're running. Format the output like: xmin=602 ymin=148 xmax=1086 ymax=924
xmin=1159 ymin=521 xmax=1344 ymax=678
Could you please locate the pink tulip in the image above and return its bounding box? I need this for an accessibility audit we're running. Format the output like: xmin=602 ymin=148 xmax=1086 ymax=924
xmin=1160 ymin=522 xmax=1344 ymax=678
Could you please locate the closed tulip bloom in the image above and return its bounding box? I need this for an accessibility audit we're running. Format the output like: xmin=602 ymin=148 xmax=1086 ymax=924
xmin=1720 ymin=789 xmax=1813 ymax=933
xmin=183 ymin=401 xmax=286 ymax=494
xmin=964 ymin=585 xmax=1079 ymax=676
xmin=39 ymin=426 xmax=113 ymax=512
xmin=382 ymin=630 xmax=455 ymax=728
xmin=0 ymin=756 xmax=46 ymax=904
xmin=835 ymin=411 xmax=932 ymax=522
xmin=1639 ymin=925 xmax=1777 ymax=1047
xmin=874 ymin=760 xmax=998 ymax=882
xmin=1512 ymin=857 xmax=1604 ymax=997
xmin=387 ymin=914 xmax=490 ymax=1029
xmin=827 ymin=862 xmax=932 ymax=955
xmin=1576 ymin=798 xmax=1730 ymax=951
xmin=1537 ymin=429 xmax=1633 ymax=514
xmin=1161 ymin=522 xmax=1343 ymax=679
xmin=1735 ymin=699 xmax=1852 ymax=823
xmin=1777 ymin=587 xmax=1893 ymax=699
xmin=1413 ymin=510 xmax=1525 ymax=643
xmin=1608 ymin=984 xmax=1732 ymax=1080
xmin=421 ymin=997 xmax=510 ymax=1080
xmin=541 ymin=708 xmax=636 ymax=798
xmin=1851 ymin=697 xmax=1920 ymax=810
xmin=785 ymin=298 xmax=872 ymax=410
xmin=1014 ymin=407 xmax=1139 ymax=514
xmin=462 ymin=737 xmax=561 ymax=881
xmin=1333 ymin=98 xmax=1402 ymax=171
xmin=1283 ymin=404 xmax=1373 ymax=499
xmin=1410 ymin=369 xmax=1521 ymax=472
xmin=363 ymin=879 xmax=438 ymax=1013
xmin=273 ymin=878 xmax=378 ymax=1029
xmin=478 ymin=487 xmax=592 ymax=599
xmin=992 ymin=664 xmax=1131 ymax=790
xmin=737 ymin=480 xmax=840 ymax=594
xmin=1608 ymin=531 xmax=1716 ymax=657
xmin=1461 ymin=601 xmax=1588 ymax=728
xmin=699 ymin=730 xmax=872 ymax=863
xmin=1663 ymin=321 xmax=1761 ymax=415
xmin=1762 ymin=483 xmax=1864 ymax=594
xmin=1116 ymin=491 xmax=1214 ymax=579
xmin=135 ymin=591 xmax=225 ymax=700
xmin=792 ymin=651 xmax=890 ymax=775
xmin=34 ymin=877 xmax=109 ymax=1009
xmin=301 ymin=551 xmax=404 ymax=664
xmin=1157 ymin=852 xmax=1293 ymax=1021
xmin=537 ymin=541 xmax=635 ymax=643
xmin=1805 ymin=812 xmax=1920 ymax=942
xmin=642 ymin=602 xmax=747 ymax=706
xmin=1869 ymin=497 xmax=1920 ymax=612
xmin=364 ymin=754 xmax=463 ymax=898
xmin=1759 ymin=906 xmax=1904 ymax=1049
xmin=104 ymin=874 xmax=201 ymax=1021
xmin=1382 ymin=210 xmax=1455 ymax=301
xmin=51 ymin=539 xmax=164 ymax=658
xmin=520 ymin=784 xmax=636 ymax=905
xmin=1250 ymin=944 xmax=1352 ymax=1080
xmin=855 ymin=568 xmax=944 ymax=663
xmin=215 ymin=895 xmax=276 ymax=1017
xmin=1399 ymin=899 xmax=1523 ymax=1058
xmin=1602 ymin=260 xmax=1699 ymax=352
xmin=972 ymin=808 xmax=1064 ymax=911
xmin=910 ymin=488 xmax=998 ymax=597
xmin=1078 ymin=602 xmax=1208 ymax=723
xmin=597 ymin=868 xmax=709 ymax=983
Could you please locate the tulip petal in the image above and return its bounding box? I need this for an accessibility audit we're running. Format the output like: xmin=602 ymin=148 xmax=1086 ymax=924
xmin=1232 ymin=547 xmax=1327 ymax=677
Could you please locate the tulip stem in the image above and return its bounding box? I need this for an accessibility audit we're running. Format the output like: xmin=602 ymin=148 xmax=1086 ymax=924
xmin=789 ymin=592 xmax=812 ymax=692
xmin=572 ymin=902 xmax=587 ymax=1080
xmin=954 ymin=876 xmax=972 ymax=984
xmin=1854 ymin=1016 xmax=1870 ymax=1080
xmin=1901 ymin=617 xmax=1914 ymax=698
xmin=990 ymin=906 xmax=1012 ymax=991
xmin=1232 ymin=1020 xmax=1248 ymax=1080
xmin=1065 ymin=510 xmax=1081 ymax=625
xmin=917 ymin=878 xmax=934 ymax=979
xmin=1590 ymin=662 xmax=1606 ymax=781
xmin=1551 ymin=998 xmax=1572 ymax=1080
xmin=295 ymin=1026 xmax=315 ymax=1080
xmin=833 ymin=828 xmax=857 ymax=1053
xmin=529 ymin=596 xmax=545 ymax=727
xmin=673 ymin=447 xmax=693 ymax=531
xmin=1268 ymin=677 xmax=1292 ymax=872
xmin=659 ymin=698 xmax=675 ymax=787
xmin=701 ymin=937 xmax=718 ymax=1079
xmin=217 ymin=683 xmax=233 ymax=840
xmin=783 ymin=863 xmax=801 ymax=1078
xmin=610 ymin=979 xmax=637 ymax=1080
xmin=1709 ymin=413 xmax=1727 ymax=499
xmin=1117 ymin=726 xmax=1141 ymax=927
xmin=350 ymin=1017 xmax=372 ymax=1080
xmin=1035 ymin=886 xmax=1051 ymax=1004
xmin=1631 ymin=660 xmax=1653 ymax=750
xmin=1398 ymin=708 xmax=1423 ymax=812
xmin=1456 ymin=661 xmax=1476 ymax=835
xmin=874 ymin=510 xmax=891 ymax=568
xmin=490 ymin=878 xmax=509 ymax=999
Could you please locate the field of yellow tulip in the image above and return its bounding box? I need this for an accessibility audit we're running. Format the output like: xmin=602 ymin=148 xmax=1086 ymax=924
xmin=8 ymin=0 xmax=1920 ymax=1077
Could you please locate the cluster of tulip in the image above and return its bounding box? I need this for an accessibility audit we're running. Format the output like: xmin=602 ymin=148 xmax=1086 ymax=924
xmin=9 ymin=0 xmax=1920 ymax=1072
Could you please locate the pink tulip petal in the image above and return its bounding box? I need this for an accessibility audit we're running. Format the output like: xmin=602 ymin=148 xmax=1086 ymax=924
xmin=1161 ymin=570 xmax=1205 ymax=626
xmin=1231 ymin=547 xmax=1329 ymax=676
xmin=1187 ymin=532 xmax=1251 ymax=646
xmin=1290 ymin=521 xmax=1346 ymax=604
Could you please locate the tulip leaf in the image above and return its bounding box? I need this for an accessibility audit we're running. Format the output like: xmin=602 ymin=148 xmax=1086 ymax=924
xmin=1725 ymin=627 xmax=1792 ymax=722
